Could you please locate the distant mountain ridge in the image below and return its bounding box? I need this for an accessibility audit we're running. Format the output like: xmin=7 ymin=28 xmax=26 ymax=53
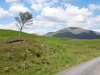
xmin=44 ymin=27 xmax=100 ymax=39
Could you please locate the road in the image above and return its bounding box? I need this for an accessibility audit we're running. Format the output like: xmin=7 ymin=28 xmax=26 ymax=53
xmin=56 ymin=57 xmax=100 ymax=75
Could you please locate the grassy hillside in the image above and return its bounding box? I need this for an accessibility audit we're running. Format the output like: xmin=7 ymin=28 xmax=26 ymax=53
xmin=0 ymin=29 xmax=100 ymax=75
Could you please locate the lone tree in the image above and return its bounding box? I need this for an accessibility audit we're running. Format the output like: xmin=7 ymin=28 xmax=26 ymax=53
xmin=15 ymin=11 xmax=33 ymax=38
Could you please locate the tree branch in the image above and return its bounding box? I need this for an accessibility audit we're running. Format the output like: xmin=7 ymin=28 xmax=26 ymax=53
xmin=15 ymin=23 xmax=20 ymax=30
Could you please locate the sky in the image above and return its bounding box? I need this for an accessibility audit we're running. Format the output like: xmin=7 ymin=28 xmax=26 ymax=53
xmin=0 ymin=0 xmax=100 ymax=35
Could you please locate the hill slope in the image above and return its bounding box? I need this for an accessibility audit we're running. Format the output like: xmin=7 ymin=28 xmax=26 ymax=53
xmin=0 ymin=29 xmax=100 ymax=75
xmin=44 ymin=27 xmax=100 ymax=39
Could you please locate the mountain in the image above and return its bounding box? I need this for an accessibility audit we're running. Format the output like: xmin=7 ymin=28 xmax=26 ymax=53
xmin=44 ymin=27 xmax=100 ymax=39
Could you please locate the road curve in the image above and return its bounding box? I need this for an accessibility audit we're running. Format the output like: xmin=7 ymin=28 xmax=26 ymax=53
xmin=56 ymin=57 xmax=100 ymax=75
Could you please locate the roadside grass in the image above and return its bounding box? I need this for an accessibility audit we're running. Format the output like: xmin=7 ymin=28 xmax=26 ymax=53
xmin=0 ymin=29 xmax=100 ymax=75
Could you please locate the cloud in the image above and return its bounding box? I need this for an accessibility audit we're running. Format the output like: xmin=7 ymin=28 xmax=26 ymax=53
xmin=88 ymin=4 xmax=100 ymax=11
xmin=5 ymin=0 xmax=20 ymax=3
xmin=30 ymin=3 xmax=100 ymax=34
xmin=31 ymin=3 xmax=43 ymax=12
xmin=1 ymin=19 xmax=64 ymax=34
xmin=35 ymin=0 xmax=49 ymax=3
xmin=40 ymin=4 xmax=93 ymax=24
xmin=25 ymin=0 xmax=34 ymax=4
xmin=2 ymin=1 xmax=100 ymax=35
xmin=25 ymin=0 xmax=49 ymax=4
xmin=36 ymin=3 xmax=100 ymax=31
xmin=9 ymin=3 xmax=31 ymax=14
xmin=26 ymin=29 xmax=48 ymax=35
xmin=62 ymin=0 xmax=77 ymax=1
xmin=0 ymin=22 xmax=17 ymax=30
xmin=93 ymin=29 xmax=100 ymax=32
xmin=1 ymin=16 xmax=100 ymax=35
xmin=0 ymin=7 xmax=12 ymax=20
xmin=33 ymin=20 xmax=63 ymax=29
xmin=41 ymin=7 xmax=66 ymax=22
xmin=64 ymin=3 xmax=93 ymax=16
xmin=24 ymin=20 xmax=65 ymax=34
xmin=32 ymin=15 xmax=100 ymax=34
xmin=30 ymin=0 xmax=59 ymax=12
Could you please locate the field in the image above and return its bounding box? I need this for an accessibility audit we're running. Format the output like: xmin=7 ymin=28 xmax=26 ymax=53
xmin=0 ymin=29 xmax=100 ymax=75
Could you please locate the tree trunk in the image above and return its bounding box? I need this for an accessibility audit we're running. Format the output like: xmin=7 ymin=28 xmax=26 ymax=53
xmin=19 ymin=25 xmax=23 ymax=38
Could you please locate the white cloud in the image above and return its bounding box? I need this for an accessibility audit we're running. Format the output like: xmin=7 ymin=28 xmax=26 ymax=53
xmin=31 ymin=3 xmax=43 ymax=12
xmin=93 ymin=15 xmax=100 ymax=22
xmin=33 ymin=20 xmax=63 ymax=29
xmin=26 ymin=29 xmax=48 ymax=35
xmin=88 ymin=4 xmax=100 ymax=11
xmin=41 ymin=7 xmax=66 ymax=22
xmin=0 ymin=7 xmax=12 ymax=20
xmin=26 ymin=0 xmax=50 ymax=4
xmin=0 ymin=20 xmax=48 ymax=34
xmin=5 ymin=0 xmax=20 ymax=3
xmin=0 ymin=22 xmax=17 ymax=30
xmin=9 ymin=3 xmax=31 ymax=14
xmin=1 ymin=15 xmax=100 ymax=35
xmin=62 ymin=0 xmax=78 ymax=2
xmin=62 ymin=0 xmax=76 ymax=1
xmin=64 ymin=3 xmax=93 ymax=16
xmin=93 ymin=29 xmax=100 ymax=32
xmin=25 ymin=20 xmax=65 ymax=34
xmin=43 ymin=0 xmax=59 ymax=7
xmin=51 ymin=0 xmax=58 ymax=3
xmin=40 ymin=4 xmax=93 ymax=24
xmin=35 ymin=0 xmax=49 ymax=3
xmin=25 ymin=0 xmax=34 ymax=4
xmin=36 ymin=3 xmax=100 ymax=30
xmin=30 ymin=0 xmax=59 ymax=12
xmin=2 ymin=1 xmax=100 ymax=35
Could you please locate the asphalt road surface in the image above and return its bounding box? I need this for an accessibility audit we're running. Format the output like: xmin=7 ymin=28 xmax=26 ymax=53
xmin=57 ymin=57 xmax=100 ymax=75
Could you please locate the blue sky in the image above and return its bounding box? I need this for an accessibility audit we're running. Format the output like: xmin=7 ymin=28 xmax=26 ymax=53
xmin=0 ymin=0 xmax=100 ymax=34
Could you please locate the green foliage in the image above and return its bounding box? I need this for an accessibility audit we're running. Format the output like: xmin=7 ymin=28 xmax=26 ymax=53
xmin=0 ymin=29 xmax=100 ymax=75
xmin=3 ymin=67 xmax=10 ymax=72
